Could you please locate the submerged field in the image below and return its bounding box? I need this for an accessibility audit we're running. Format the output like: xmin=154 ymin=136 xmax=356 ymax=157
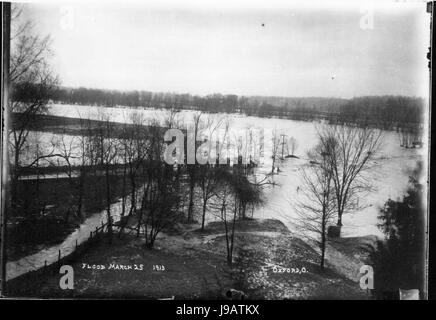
xmin=45 ymin=104 xmax=427 ymax=237
xmin=6 ymin=104 xmax=425 ymax=298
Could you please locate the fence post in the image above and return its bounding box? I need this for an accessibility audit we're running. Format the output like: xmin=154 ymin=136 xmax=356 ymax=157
xmin=58 ymin=250 xmax=61 ymax=264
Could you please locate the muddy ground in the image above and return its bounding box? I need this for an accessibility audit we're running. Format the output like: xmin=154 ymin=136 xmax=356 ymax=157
xmin=7 ymin=218 xmax=375 ymax=299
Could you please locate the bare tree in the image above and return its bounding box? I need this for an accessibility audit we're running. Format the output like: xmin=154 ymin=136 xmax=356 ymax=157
xmin=94 ymin=113 xmax=119 ymax=243
xmin=197 ymin=116 xmax=229 ymax=230
xmin=135 ymin=120 xmax=162 ymax=238
xmin=50 ymin=118 xmax=97 ymax=222
xmin=163 ymin=106 xmax=182 ymax=129
xmin=198 ymin=165 xmax=218 ymax=230
xmin=117 ymin=112 xmax=150 ymax=237
xmin=270 ymin=128 xmax=281 ymax=174
xmin=136 ymin=120 xmax=181 ymax=248
xmin=186 ymin=111 xmax=203 ymax=223
xmin=50 ymin=131 xmax=82 ymax=221
xmin=140 ymin=163 xmax=180 ymax=248
xmin=75 ymin=118 xmax=95 ymax=221
xmin=295 ymin=151 xmax=336 ymax=269
xmin=9 ymin=5 xmax=59 ymax=208
xmin=196 ymin=116 xmax=225 ymax=230
xmin=212 ymin=166 xmax=264 ymax=265
xmin=398 ymin=125 xmax=419 ymax=149
xmin=314 ymin=125 xmax=383 ymax=227
xmin=212 ymin=169 xmax=238 ymax=265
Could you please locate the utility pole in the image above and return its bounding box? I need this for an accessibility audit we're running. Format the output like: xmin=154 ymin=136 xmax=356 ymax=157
xmin=1 ymin=1 xmax=11 ymax=297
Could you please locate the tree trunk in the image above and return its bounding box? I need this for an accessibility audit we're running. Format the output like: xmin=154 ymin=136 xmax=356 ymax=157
xmin=336 ymin=198 xmax=343 ymax=226
xmin=11 ymin=150 xmax=20 ymax=209
xmin=128 ymin=172 xmax=136 ymax=216
xmin=121 ymin=160 xmax=127 ymax=218
xmin=105 ymin=163 xmax=113 ymax=243
xmin=320 ymin=230 xmax=326 ymax=269
xmin=321 ymin=207 xmax=327 ymax=269
xmin=228 ymin=197 xmax=238 ymax=266
xmin=337 ymin=209 xmax=343 ymax=227
xmin=137 ymin=182 xmax=149 ymax=238
xmin=201 ymin=199 xmax=207 ymax=231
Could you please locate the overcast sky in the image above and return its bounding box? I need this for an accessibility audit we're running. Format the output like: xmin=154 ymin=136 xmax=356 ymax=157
xmin=18 ymin=0 xmax=430 ymax=99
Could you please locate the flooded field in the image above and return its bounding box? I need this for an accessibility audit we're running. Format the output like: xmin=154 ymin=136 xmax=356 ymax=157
xmin=7 ymin=103 xmax=426 ymax=281
xmin=47 ymin=103 xmax=426 ymax=237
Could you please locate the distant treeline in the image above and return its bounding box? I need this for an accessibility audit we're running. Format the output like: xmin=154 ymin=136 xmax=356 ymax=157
xmin=50 ymin=86 xmax=425 ymax=130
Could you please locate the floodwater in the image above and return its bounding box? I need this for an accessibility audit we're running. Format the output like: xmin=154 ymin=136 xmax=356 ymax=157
xmin=6 ymin=103 xmax=427 ymax=281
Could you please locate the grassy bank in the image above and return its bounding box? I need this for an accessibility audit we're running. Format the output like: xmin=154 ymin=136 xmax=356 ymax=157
xmin=8 ymin=173 xmax=133 ymax=261
xmin=6 ymin=218 xmax=372 ymax=299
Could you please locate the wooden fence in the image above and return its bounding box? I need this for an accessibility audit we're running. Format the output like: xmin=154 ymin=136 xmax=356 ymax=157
xmin=6 ymin=221 xmax=119 ymax=296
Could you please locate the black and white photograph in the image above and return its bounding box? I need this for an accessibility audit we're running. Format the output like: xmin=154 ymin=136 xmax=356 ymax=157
xmin=0 ymin=0 xmax=431 ymax=301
